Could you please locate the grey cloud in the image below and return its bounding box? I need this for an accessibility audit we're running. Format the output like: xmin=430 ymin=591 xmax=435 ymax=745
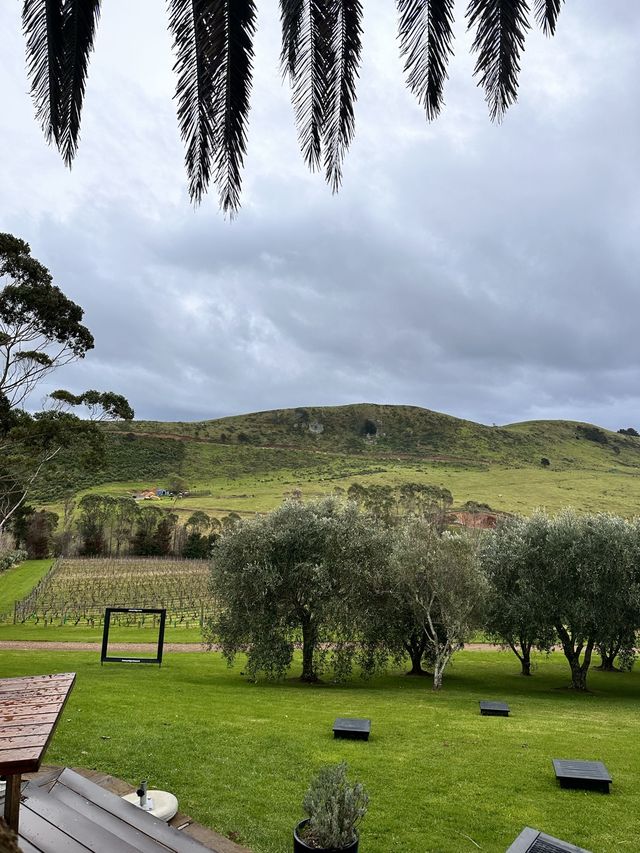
xmin=1 ymin=1 xmax=639 ymax=430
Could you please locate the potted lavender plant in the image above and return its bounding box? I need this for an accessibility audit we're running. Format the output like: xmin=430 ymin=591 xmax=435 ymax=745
xmin=293 ymin=762 xmax=368 ymax=852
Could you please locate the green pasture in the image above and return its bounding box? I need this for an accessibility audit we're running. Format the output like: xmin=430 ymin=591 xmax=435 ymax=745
xmin=35 ymin=403 xmax=640 ymax=520
xmin=0 ymin=559 xmax=54 ymax=616
xmin=50 ymin=462 xmax=640 ymax=523
xmin=2 ymin=649 xmax=638 ymax=853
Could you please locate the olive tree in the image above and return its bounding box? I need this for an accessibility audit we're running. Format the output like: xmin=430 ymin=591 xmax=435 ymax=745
xmin=522 ymin=510 xmax=639 ymax=690
xmin=206 ymin=497 xmax=384 ymax=682
xmin=481 ymin=515 xmax=556 ymax=675
xmin=390 ymin=519 xmax=485 ymax=690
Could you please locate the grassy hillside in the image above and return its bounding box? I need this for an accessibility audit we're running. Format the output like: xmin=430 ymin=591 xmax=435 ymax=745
xmin=38 ymin=404 xmax=640 ymax=517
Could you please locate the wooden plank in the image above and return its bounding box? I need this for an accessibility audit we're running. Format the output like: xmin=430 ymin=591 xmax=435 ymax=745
xmin=23 ymin=785 xmax=142 ymax=853
xmin=0 ymin=747 xmax=43 ymax=774
xmin=0 ymin=689 xmax=73 ymax=704
xmin=0 ymin=674 xmax=74 ymax=691
xmin=56 ymin=769 xmax=215 ymax=852
xmin=0 ymin=713 xmax=60 ymax=727
xmin=0 ymin=696 xmax=70 ymax=711
xmin=0 ymin=734 xmax=49 ymax=750
xmin=49 ymin=784 xmax=177 ymax=853
xmin=0 ymin=724 xmax=56 ymax=739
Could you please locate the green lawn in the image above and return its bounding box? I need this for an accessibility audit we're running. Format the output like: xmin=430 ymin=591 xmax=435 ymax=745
xmin=2 ymin=650 xmax=638 ymax=853
xmin=0 ymin=559 xmax=53 ymax=616
xmin=0 ymin=622 xmax=203 ymax=643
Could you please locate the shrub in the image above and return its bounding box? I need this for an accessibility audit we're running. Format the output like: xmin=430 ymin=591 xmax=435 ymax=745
xmin=0 ymin=549 xmax=27 ymax=573
xmin=301 ymin=762 xmax=368 ymax=848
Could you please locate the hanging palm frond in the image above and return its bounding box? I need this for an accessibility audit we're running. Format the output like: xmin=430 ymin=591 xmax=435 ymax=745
xmin=169 ymin=0 xmax=256 ymax=214
xmin=534 ymin=0 xmax=563 ymax=36
xmin=280 ymin=0 xmax=306 ymax=79
xmin=169 ymin=0 xmax=218 ymax=206
xmin=467 ymin=0 xmax=531 ymax=122
xmin=23 ymin=0 xmax=65 ymax=146
xmin=211 ymin=0 xmax=257 ymax=215
xmin=284 ymin=0 xmax=335 ymax=172
xmin=397 ymin=0 xmax=455 ymax=121
xmin=323 ymin=0 xmax=363 ymax=191
xmin=60 ymin=0 xmax=101 ymax=167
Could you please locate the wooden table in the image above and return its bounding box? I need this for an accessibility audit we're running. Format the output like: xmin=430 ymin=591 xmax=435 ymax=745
xmin=0 ymin=672 xmax=75 ymax=832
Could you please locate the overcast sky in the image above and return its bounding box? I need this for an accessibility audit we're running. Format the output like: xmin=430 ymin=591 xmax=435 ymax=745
xmin=1 ymin=1 xmax=639 ymax=428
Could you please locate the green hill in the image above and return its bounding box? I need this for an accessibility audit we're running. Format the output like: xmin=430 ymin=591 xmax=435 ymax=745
xmin=39 ymin=404 xmax=640 ymax=518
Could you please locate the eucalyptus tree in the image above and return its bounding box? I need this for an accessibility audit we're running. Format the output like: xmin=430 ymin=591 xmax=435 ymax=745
xmin=21 ymin=0 xmax=566 ymax=213
xmin=206 ymin=497 xmax=384 ymax=682
xmin=0 ymin=233 xmax=134 ymax=533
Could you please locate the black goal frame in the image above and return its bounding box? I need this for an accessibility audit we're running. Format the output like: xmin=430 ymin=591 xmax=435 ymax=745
xmin=100 ymin=607 xmax=167 ymax=665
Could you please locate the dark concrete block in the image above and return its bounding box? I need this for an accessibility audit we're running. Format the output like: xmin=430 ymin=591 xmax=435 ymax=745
xmin=332 ymin=718 xmax=371 ymax=740
xmin=479 ymin=700 xmax=510 ymax=717
xmin=552 ymin=759 xmax=611 ymax=793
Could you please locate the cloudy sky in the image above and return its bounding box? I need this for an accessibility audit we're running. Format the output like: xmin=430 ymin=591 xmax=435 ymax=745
xmin=1 ymin=1 xmax=639 ymax=428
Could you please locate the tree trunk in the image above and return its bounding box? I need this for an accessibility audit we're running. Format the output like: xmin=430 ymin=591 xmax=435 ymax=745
xmin=404 ymin=632 xmax=429 ymax=676
xmin=509 ymin=639 xmax=533 ymax=676
xmin=300 ymin=618 xmax=318 ymax=683
xmin=557 ymin=627 xmax=594 ymax=691
xmin=596 ymin=643 xmax=620 ymax=671
xmin=432 ymin=665 xmax=444 ymax=690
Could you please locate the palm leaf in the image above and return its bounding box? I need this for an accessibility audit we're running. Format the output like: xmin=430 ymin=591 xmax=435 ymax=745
xmin=534 ymin=0 xmax=563 ymax=36
xmin=60 ymin=0 xmax=101 ymax=167
xmin=213 ymin=0 xmax=256 ymax=215
xmin=280 ymin=0 xmax=306 ymax=79
xmin=397 ymin=0 xmax=455 ymax=121
xmin=285 ymin=0 xmax=334 ymax=172
xmin=467 ymin=0 xmax=531 ymax=122
xmin=22 ymin=0 xmax=65 ymax=146
xmin=169 ymin=0 xmax=256 ymax=214
xmin=323 ymin=0 xmax=362 ymax=191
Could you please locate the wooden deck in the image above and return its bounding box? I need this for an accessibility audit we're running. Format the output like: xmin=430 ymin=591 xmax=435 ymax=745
xmin=15 ymin=765 xmax=251 ymax=853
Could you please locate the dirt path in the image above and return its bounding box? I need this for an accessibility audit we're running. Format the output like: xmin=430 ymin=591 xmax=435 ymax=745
xmin=0 ymin=640 xmax=503 ymax=653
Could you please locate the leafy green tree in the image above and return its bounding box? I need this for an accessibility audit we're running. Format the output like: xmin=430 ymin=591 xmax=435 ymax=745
xmin=20 ymin=1 xmax=567 ymax=213
xmin=76 ymin=494 xmax=114 ymax=556
xmin=0 ymin=233 xmax=93 ymax=406
xmin=390 ymin=519 xmax=485 ymax=689
xmin=131 ymin=506 xmax=165 ymax=556
xmin=0 ymin=234 xmax=133 ymax=531
xmin=206 ymin=498 xmax=381 ymax=682
xmin=481 ymin=516 xmax=556 ymax=675
xmin=521 ymin=510 xmax=639 ymax=690
xmin=24 ymin=509 xmax=58 ymax=558
xmin=185 ymin=510 xmax=211 ymax=534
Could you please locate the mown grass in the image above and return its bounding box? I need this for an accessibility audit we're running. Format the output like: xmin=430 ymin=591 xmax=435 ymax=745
xmin=0 ymin=622 xmax=203 ymax=643
xmin=0 ymin=559 xmax=53 ymax=616
xmin=2 ymin=649 xmax=638 ymax=853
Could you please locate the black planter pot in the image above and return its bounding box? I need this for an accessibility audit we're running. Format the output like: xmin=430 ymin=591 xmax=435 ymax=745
xmin=293 ymin=819 xmax=359 ymax=853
